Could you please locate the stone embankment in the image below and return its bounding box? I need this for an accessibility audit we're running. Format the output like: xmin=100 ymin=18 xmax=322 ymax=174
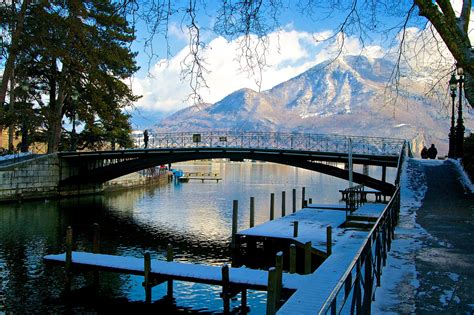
xmin=0 ymin=154 xmax=170 ymax=203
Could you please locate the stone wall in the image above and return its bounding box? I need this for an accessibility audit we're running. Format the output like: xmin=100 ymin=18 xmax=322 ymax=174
xmin=104 ymin=168 xmax=171 ymax=191
xmin=0 ymin=154 xmax=171 ymax=202
xmin=0 ymin=154 xmax=60 ymax=202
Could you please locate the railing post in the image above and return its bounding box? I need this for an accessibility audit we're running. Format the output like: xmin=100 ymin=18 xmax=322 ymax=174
xmin=363 ymin=244 xmax=373 ymax=314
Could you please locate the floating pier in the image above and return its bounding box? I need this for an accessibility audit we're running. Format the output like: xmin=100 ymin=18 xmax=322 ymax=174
xmin=178 ymin=172 xmax=222 ymax=183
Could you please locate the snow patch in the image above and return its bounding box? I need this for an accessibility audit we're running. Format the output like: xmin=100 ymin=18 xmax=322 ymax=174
xmin=449 ymin=159 xmax=474 ymax=193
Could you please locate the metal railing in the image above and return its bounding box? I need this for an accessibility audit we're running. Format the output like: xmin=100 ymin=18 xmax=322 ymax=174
xmin=317 ymin=141 xmax=410 ymax=314
xmin=149 ymin=131 xmax=405 ymax=156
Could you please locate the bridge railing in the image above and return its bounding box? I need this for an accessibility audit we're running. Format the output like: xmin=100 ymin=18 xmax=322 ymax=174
xmin=150 ymin=131 xmax=404 ymax=156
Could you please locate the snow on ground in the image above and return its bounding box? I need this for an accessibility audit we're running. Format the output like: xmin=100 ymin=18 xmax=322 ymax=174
xmin=373 ymin=158 xmax=428 ymax=314
xmin=0 ymin=152 xmax=31 ymax=161
xmin=449 ymin=159 xmax=474 ymax=193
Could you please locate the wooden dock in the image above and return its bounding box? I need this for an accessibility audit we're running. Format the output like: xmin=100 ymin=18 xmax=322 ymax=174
xmin=178 ymin=172 xmax=222 ymax=182
xmin=43 ymin=251 xmax=302 ymax=291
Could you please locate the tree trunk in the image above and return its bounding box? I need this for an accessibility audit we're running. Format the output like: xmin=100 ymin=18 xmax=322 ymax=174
xmin=8 ymin=68 xmax=15 ymax=152
xmin=0 ymin=0 xmax=31 ymax=112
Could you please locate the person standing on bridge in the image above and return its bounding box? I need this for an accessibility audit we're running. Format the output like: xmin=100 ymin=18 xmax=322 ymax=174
xmin=427 ymin=144 xmax=438 ymax=159
xmin=421 ymin=146 xmax=428 ymax=159
xmin=143 ymin=130 xmax=149 ymax=149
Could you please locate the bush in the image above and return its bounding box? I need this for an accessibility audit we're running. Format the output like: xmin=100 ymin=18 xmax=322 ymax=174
xmin=463 ymin=134 xmax=474 ymax=181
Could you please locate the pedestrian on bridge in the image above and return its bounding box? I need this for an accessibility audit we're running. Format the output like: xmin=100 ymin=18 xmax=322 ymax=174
xmin=427 ymin=144 xmax=438 ymax=159
xmin=421 ymin=146 xmax=428 ymax=159
xmin=144 ymin=130 xmax=149 ymax=149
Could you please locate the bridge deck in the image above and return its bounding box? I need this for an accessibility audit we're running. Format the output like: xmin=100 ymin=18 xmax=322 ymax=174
xmin=44 ymin=252 xmax=303 ymax=291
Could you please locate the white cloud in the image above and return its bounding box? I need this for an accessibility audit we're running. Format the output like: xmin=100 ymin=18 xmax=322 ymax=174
xmin=131 ymin=28 xmax=386 ymax=113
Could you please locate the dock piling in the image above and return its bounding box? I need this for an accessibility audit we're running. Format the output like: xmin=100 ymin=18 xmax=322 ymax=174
xmin=92 ymin=223 xmax=100 ymax=288
xmin=301 ymin=187 xmax=306 ymax=208
xmin=326 ymin=226 xmax=332 ymax=256
xmin=231 ymin=200 xmax=238 ymax=249
xmin=293 ymin=221 xmax=298 ymax=238
xmin=270 ymin=193 xmax=275 ymax=220
xmin=292 ymin=189 xmax=296 ymax=213
xmin=250 ymin=197 xmax=255 ymax=228
xmin=222 ymin=264 xmax=230 ymax=313
xmin=144 ymin=251 xmax=152 ymax=303
xmin=281 ymin=191 xmax=286 ymax=217
xmin=65 ymin=226 xmax=73 ymax=292
xmin=275 ymin=252 xmax=283 ymax=308
xmin=167 ymin=244 xmax=174 ymax=298
xmin=304 ymin=241 xmax=312 ymax=275
xmin=289 ymin=244 xmax=296 ymax=274
xmin=309 ymin=197 xmax=313 ymax=205
xmin=266 ymin=267 xmax=277 ymax=315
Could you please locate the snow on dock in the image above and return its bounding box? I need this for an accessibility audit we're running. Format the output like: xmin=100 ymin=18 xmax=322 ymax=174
xmin=44 ymin=252 xmax=303 ymax=291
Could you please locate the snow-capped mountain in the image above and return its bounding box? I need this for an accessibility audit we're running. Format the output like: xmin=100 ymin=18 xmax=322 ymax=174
xmin=156 ymin=56 xmax=473 ymax=155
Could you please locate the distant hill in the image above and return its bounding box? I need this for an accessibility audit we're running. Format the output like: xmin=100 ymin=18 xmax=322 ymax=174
xmin=156 ymin=56 xmax=473 ymax=155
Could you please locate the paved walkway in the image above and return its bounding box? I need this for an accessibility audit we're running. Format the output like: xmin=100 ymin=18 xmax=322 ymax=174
xmin=374 ymin=159 xmax=474 ymax=313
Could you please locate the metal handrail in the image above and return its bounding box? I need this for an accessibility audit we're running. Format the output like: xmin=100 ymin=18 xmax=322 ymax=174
xmin=318 ymin=186 xmax=401 ymax=314
xmin=149 ymin=131 xmax=405 ymax=157
xmin=318 ymin=142 xmax=408 ymax=314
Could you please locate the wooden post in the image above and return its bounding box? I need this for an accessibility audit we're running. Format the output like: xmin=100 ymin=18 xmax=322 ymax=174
xmin=309 ymin=197 xmax=312 ymax=205
xmin=326 ymin=225 xmax=332 ymax=256
xmin=266 ymin=267 xmax=277 ymax=315
xmin=304 ymin=241 xmax=312 ymax=275
xmin=65 ymin=226 xmax=73 ymax=292
xmin=293 ymin=221 xmax=298 ymax=238
xmin=250 ymin=197 xmax=255 ymax=228
xmin=301 ymin=187 xmax=306 ymax=208
xmin=92 ymin=223 xmax=100 ymax=253
xmin=231 ymin=200 xmax=238 ymax=249
xmin=144 ymin=251 xmax=152 ymax=303
xmin=281 ymin=191 xmax=286 ymax=217
xmin=222 ymin=264 xmax=230 ymax=313
xmin=241 ymin=289 xmax=248 ymax=314
xmin=92 ymin=223 xmax=100 ymax=288
xmin=292 ymin=189 xmax=296 ymax=213
xmin=167 ymin=244 xmax=174 ymax=298
xmin=289 ymin=244 xmax=296 ymax=274
xmin=270 ymin=193 xmax=275 ymax=220
xmin=275 ymin=251 xmax=283 ymax=308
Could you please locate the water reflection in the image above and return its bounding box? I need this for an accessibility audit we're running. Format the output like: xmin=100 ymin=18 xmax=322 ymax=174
xmin=0 ymin=161 xmax=395 ymax=313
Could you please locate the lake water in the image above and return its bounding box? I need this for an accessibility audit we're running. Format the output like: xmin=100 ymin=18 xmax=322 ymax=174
xmin=0 ymin=161 xmax=393 ymax=313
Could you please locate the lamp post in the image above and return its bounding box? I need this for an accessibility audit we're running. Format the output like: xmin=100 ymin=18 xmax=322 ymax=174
xmin=455 ymin=66 xmax=465 ymax=158
xmin=70 ymin=90 xmax=79 ymax=152
xmin=448 ymin=73 xmax=457 ymax=158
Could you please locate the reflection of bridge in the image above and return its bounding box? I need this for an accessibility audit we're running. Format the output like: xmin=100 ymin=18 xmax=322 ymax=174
xmin=59 ymin=132 xmax=407 ymax=195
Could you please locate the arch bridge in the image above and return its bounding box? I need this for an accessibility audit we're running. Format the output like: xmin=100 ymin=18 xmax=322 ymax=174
xmin=58 ymin=132 xmax=407 ymax=195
